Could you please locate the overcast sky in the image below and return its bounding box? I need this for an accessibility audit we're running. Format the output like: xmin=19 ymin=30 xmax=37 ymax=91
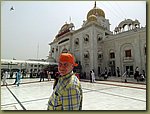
xmin=1 ymin=1 xmax=146 ymax=60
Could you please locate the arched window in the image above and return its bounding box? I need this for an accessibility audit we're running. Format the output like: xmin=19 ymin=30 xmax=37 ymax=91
xmin=52 ymin=48 xmax=54 ymax=53
xmin=56 ymin=46 xmax=58 ymax=52
xmin=97 ymin=33 xmax=103 ymax=41
xmin=125 ymin=49 xmax=131 ymax=57
xmin=98 ymin=51 xmax=103 ymax=59
xmin=109 ymin=50 xmax=115 ymax=59
xmin=83 ymin=34 xmax=89 ymax=42
xmin=110 ymin=52 xmax=115 ymax=58
xmin=84 ymin=51 xmax=89 ymax=59
xmin=74 ymin=38 xmax=79 ymax=45
xmin=121 ymin=43 xmax=133 ymax=61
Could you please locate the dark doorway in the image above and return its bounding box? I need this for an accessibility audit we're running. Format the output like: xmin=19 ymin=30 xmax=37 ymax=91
xmin=125 ymin=65 xmax=133 ymax=75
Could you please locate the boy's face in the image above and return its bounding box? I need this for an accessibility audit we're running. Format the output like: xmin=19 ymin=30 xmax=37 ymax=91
xmin=58 ymin=61 xmax=74 ymax=76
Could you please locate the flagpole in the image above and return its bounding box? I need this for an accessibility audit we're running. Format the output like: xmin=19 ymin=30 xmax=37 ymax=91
xmin=37 ymin=43 xmax=39 ymax=60
xmin=69 ymin=16 xmax=71 ymax=23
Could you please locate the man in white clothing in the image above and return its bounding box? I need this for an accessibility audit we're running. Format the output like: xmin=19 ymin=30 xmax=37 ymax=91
xmin=3 ymin=71 xmax=8 ymax=85
xmin=91 ymin=70 xmax=95 ymax=83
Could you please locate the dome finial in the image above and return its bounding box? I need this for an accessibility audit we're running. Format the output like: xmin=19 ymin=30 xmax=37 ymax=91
xmin=87 ymin=1 xmax=105 ymax=19
xmin=94 ymin=1 xmax=96 ymax=8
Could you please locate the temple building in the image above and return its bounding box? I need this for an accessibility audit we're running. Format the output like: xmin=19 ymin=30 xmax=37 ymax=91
xmin=49 ymin=2 xmax=146 ymax=79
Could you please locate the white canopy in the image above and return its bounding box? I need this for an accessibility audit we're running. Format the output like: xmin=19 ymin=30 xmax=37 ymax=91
xmin=1 ymin=59 xmax=58 ymax=65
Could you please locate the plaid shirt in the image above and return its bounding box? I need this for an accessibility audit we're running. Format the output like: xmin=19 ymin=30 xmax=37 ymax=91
xmin=47 ymin=72 xmax=83 ymax=110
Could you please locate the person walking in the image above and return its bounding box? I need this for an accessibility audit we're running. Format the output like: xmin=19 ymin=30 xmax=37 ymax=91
xmin=47 ymin=71 xmax=51 ymax=81
xmin=127 ymin=68 xmax=130 ymax=77
xmin=104 ymin=67 xmax=107 ymax=75
xmin=90 ymin=71 xmax=92 ymax=83
xmin=2 ymin=71 xmax=8 ymax=85
xmin=13 ymin=71 xmax=17 ymax=85
xmin=122 ymin=70 xmax=127 ymax=83
xmin=47 ymin=53 xmax=83 ymax=110
xmin=117 ymin=67 xmax=120 ymax=77
xmin=142 ymin=70 xmax=146 ymax=78
xmin=10 ymin=71 xmax=13 ymax=79
xmin=91 ymin=70 xmax=95 ymax=83
xmin=16 ymin=70 xmax=21 ymax=86
xmin=134 ymin=66 xmax=139 ymax=80
xmin=39 ymin=70 xmax=44 ymax=82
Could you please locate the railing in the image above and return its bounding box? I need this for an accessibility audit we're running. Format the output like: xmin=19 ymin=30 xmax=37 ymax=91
xmin=123 ymin=57 xmax=133 ymax=61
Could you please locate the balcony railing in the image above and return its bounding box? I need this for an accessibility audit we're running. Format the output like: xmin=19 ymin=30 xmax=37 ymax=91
xmin=123 ymin=57 xmax=133 ymax=62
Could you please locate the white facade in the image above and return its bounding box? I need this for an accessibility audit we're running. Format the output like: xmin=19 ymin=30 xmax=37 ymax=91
xmin=49 ymin=3 xmax=146 ymax=79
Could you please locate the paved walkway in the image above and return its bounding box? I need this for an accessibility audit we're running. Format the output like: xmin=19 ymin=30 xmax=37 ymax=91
xmin=97 ymin=75 xmax=146 ymax=84
xmin=1 ymin=78 xmax=146 ymax=110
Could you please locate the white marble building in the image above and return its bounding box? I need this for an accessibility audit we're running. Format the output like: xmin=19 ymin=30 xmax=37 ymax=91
xmin=49 ymin=2 xmax=146 ymax=79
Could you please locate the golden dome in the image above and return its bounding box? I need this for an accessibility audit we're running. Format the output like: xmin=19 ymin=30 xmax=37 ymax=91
xmin=87 ymin=14 xmax=97 ymax=22
xmin=87 ymin=2 xmax=105 ymax=19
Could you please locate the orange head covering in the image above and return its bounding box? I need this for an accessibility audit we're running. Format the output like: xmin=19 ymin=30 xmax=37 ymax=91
xmin=59 ymin=53 xmax=78 ymax=66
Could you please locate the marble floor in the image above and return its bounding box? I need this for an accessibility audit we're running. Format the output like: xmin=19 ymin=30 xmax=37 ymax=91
xmin=1 ymin=78 xmax=146 ymax=110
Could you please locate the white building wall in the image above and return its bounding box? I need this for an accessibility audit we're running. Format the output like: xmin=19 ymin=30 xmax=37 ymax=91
xmin=49 ymin=20 xmax=146 ymax=79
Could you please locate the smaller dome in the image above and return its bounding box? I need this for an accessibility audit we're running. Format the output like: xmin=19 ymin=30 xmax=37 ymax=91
xmin=56 ymin=22 xmax=74 ymax=38
xmin=87 ymin=14 xmax=97 ymax=22
xmin=59 ymin=23 xmax=70 ymax=33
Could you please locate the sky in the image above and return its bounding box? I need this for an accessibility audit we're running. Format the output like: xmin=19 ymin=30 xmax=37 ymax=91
xmin=1 ymin=1 xmax=146 ymax=60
